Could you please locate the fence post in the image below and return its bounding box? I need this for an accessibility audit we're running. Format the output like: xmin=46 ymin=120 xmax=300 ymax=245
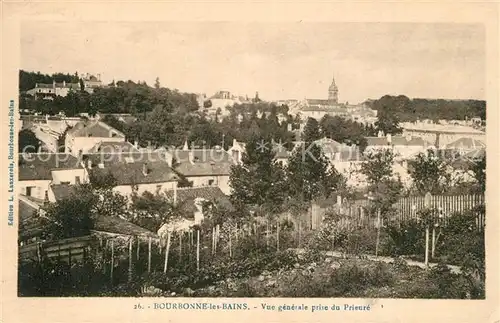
xmin=148 ymin=237 xmax=152 ymax=273
xmin=110 ymin=240 xmax=114 ymax=285
xmin=128 ymin=237 xmax=133 ymax=283
xmin=277 ymin=221 xmax=280 ymax=252
xmin=196 ymin=230 xmax=200 ymax=271
xmin=163 ymin=232 xmax=172 ymax=273
xmin=375 ymin=208 xmax=381 ymax=257
xmin=229 ymin=231 xmax=232 ymax=258
xmin=179 ymin=232 xmax=183 ymax=262
xmin=136 ymin=237 xmax=140 ymax=260
xmin=431 ymin=226 xmax=436 ymax=259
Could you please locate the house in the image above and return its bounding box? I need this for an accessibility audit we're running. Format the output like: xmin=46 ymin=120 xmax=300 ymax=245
xmin=65 ymin=121 xmax=126 ymax=155
xmin=18 ymin=153 xmax=88 ymax=202
xmin=401 ymin=122 xmax=486 ymax=148
xmin=445 ymin=137 xmax=486 ymax=155
xmin=172 ymin=145 xmax=234 ymax=195
xmin=226 ymin=139 xmax=246 ymax=165
xmin=87 ymin=141 xmax=140 ymax=154
xmin=365 ymin=133 xmax=430 ymax=160
xmin=26 ymin=81 xmax=80 ymax=100
xmin=95 ymin=113 xmax=137 ymax=125
xmin=83 ymin=151 xmax=179 ymax=198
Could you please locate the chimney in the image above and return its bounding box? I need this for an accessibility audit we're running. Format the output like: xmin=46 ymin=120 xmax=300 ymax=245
xmin=378 ymin=130 xmax=383 ymax=138
xmin=87 ymin=159 xmax=92 ymax=169
xmin=405 ymin=133 xmax=412 ymax=143
xmin=165 ymin=151 xmax=173 ymax=167
xmin=142 ymin=162 xmax=149 ymax=176
xmin=53 ymin=80 xmax=56 ymax=88
xmin=386 ymin=134 xmax=392 ymax=144
xmin=287 ymin=123 xmax=292 ymax=132
xmin=335 ymin=152 xmax=341 ymax=161
xmin=63 ymin=81 xmax=66 ymax=87
xmin=188 ymin=151 xmax=194 ymax=164
xmin=133 ymin=140 xmax=138 ymax=149
xmin=232 ymin=138 xmax=237 ymax=148
xmin=337 ymin=195 xmax=342 ymax=206
xmin=97 ymin=73 xmax=101 ymax=81
xmin=183 ymin=140 xmax=189 ymax=151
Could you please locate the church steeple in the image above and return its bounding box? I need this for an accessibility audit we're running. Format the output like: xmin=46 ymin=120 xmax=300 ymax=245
xmin=328 ymin=74 xmax=338 ymax=104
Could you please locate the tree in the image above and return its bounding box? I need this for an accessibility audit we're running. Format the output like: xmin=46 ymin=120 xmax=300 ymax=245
xmin=154 ymin=77 xmax=161 ymax=89
xmin=471 ymin=153 xmax=486 ymax=192
xmin=18 ymin=129 xmax=40 ymax=153
xmin=229 ymin=135 xmax=287 ymax=214
xmin=286 ymin=142 xmax=344 ymax=202
xmin=45 ymin=195 xmax=94 ymax=240
xmin=88 ymin=168 xmax=118 ymax=190
xmin=302 ymin=117 xmax=322 ymax=144
xmin=375 ymin=105 xmax=402 ymax=135
xmin=360 ymin=149 xmax=403 ymax=214
xmin=408 ymin=149 xmax=452 ymax=194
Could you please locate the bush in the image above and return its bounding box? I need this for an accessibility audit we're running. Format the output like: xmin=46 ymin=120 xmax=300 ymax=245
xmin=384 ymin=219 xmax=425 ymax=256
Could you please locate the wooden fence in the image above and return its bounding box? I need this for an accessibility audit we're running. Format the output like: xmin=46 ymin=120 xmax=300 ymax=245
xmin=307 ymin=194 xmax=485 ymax=230
xmin=19 ymin=235 xmax=93 ymax=264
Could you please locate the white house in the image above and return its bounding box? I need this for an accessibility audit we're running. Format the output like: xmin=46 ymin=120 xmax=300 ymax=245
xmin=65 ymin=121 xmax=126 ymax=155
xmin=19 ymin=153 xmax=88 ymax=202
xmin=83 ymin=151 xmax=179 ymax=199
xmin=365 ymin=133 xmax=430 ymax=160
xmin=172 ymin=146 xmax=234 ymax=195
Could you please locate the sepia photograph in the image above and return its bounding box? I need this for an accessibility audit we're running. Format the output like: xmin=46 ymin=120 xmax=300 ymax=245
xmin=15 ymin=20 xmax=487 ymax=300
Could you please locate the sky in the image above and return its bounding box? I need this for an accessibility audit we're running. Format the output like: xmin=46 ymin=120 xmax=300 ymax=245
xmin=21 ymin=22 xmax=485 ymax=104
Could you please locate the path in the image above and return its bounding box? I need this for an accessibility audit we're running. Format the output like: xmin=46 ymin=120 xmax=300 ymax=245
xmin=290 ymin=248 xmax=462 ymax=274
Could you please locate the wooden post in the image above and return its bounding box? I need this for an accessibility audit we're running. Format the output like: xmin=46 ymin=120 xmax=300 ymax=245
xmin=229 ymin=232 xmax=232 ymax=258
xmin=136 ymin=237 xmax=140 ymax=260
xmin=277 ymin=221 xmax=280 ymax=251
xmin=102 ymin=240 xmax=107 ymax=274
xmin=212 ymin=227 xmax=216 ymax=255
xmin=298 ymin=221 xmax=301 ymax=248
xmin=128 ymin=238 xmax=133 ymax=282
xmin=163 ymin=232 xmax=172 ymax=273
xmin=179 ymin=232 xmax=183 ymax=262
xmin=375 ymin=209 xmax=381 ymax=257
xmin=148 ymin=237 xmax=152 ymax=273
xmin=266 ymin=221 xmax=269 ymax=247
xmin=431 ymin=227 xmax=436 ymax=259
xmin=425 ymin=227 xmax=430 ymax=267
xmin=196 ymin=230 xmax=200 ymax=271
xmin=110 ymin=240 xmax=114 ymax=284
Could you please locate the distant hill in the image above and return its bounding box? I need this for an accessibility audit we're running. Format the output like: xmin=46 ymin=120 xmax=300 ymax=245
xmin=364 ymin=95 xmax=486 ymax=121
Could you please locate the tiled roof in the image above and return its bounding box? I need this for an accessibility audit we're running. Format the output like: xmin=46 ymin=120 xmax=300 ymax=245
xmin=88 ymin=141 xmax=139 ymax=153
xmin=306 ymin=99 xmax=333 ymax=106
xmin=173 ymin=149 xmax=234 ymax=176
xmin=164 ymin=186 xmax=233 ymax=213
xmin=313 ymin=137 xmax=344 ymax=154
xmin=446 ymin=137 xmax=486 ymax=150
xmin=68 ymin=121 xmax=125 ymax=138
xmin=84 ymin=152 xmax=178 ymax=185
xmin=50 ymin=183 xmax=78 ymax=201
xmin=366 ymin=136 xmax=427 ymax=147
xmin=93 ymin=215 xmax=158 ymax=238
xmin=19 ymin=153 xmax=83 ymax=181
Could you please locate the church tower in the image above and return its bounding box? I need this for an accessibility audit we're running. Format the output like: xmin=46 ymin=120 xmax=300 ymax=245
xmin=328 ymin=75 xmax=338 ymax=104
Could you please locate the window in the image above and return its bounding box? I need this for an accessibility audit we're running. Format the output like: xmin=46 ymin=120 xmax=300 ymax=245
xmin=208 ymin=179 xmax=215 ymax=186
xmin=75 ymin=176 xmax=81 ymax=184
xmin=156 ymin=185 xmax=162 ymax=192
xmin=61 ymin=181 xmax=70 ymax=185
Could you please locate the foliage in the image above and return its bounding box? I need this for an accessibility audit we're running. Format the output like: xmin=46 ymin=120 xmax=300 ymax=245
xmin=384 ymin=219 xmax=425 ymax=256
xmin=366 ymin=95 xmax=486 ymax=122
xmin=360 ymin=149 xmax=403 ymax=214
xmin=286 ymin=143 xmax=344 ymax=202
xmin=328 ymin=262 xmax=395 ymax=296
xmin=374 ymin=100 xmax=403 ymax=135
xmin=229 ymin=136 xmax=288 ymax=214
xmin=88 ymin=168 xmax=118 ymax=189
xmin=408 ymin=149 xmax=452 ymax=194
xmin=470 ymin=153 xmax=486 ymax=192
xmin=319 ymin=115 xmax=373 ymax=151
xmin=18 ymin=129 xmax=40 ymax=153
xmin=44 ymin=196 xmax=94 ymax=240
xmin=302 ymin=117 xmax=322 ymax=144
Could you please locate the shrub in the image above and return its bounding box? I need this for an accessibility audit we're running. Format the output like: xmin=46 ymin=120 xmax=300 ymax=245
xmin=384 ymin=219 xmax=425 ymax=256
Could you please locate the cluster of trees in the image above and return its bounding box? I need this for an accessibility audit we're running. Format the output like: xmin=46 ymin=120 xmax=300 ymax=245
xmin=19 ymin=70 xmax=80 ymax=92
xmin=366 ymin=95 xmax=486 ymax=123
xmin=229 ymin=133 xmax=346 ymax=216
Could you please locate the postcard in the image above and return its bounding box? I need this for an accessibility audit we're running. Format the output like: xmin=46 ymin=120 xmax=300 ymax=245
xmin=1 ymin=1 xmax=499 ymax=323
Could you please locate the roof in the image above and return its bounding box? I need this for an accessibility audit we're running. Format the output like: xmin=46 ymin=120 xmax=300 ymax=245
xmin=50 ymin=184 xmax=78 ymax=201
xmin=305 ymin=99 xmax=334 ymax=106
xmin=366 ymin=135 xmax=428 ymax=147
xmin=84 ymin=152 xmax=178 ymax=185
xmin=445 ymin=137 xmax=486 ymax=150
xmin=18 ymin=197 xmax=48 ymax=241
xmin=88 ymin=141 xmax=140 ymax=154
xmin=93 ymin=215 xmax=158 ymax=238
xmin=313 ymin=137 xmax=344 ymax=154
xmin=19 ymin=153 xmax=83 ymax=181
xmin=173 ymin=149 xmax=234 ymax=176
xmin=67 ymin=121 xmax=125 ymax=138
xmin=164 ymin=186 xmax=233 ymax=213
